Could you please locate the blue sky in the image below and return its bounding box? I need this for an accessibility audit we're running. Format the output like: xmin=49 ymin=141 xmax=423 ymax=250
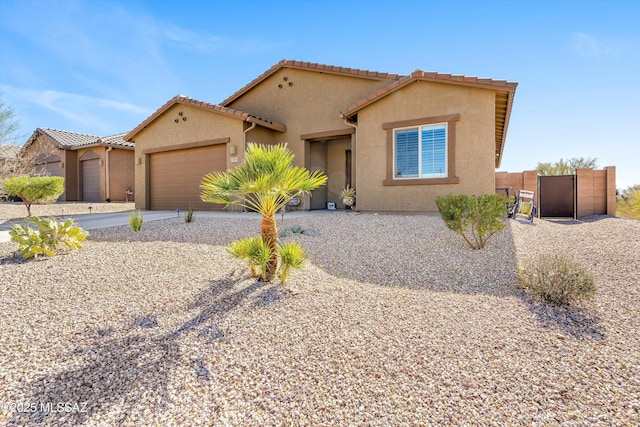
xmin=1 ymin=0 xmax=638 ymax=190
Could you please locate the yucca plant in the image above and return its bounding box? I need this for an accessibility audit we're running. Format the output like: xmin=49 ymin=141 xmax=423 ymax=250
xmin=227 ymin=236 xmax=272 ymax=282
xmin=201 ymin=143 xmax=326 ymax=281
xmin=129 ymin=209 xmax=143 ymax=232
xmin=10 ymin=216 xmax=88 ymax=259
xmin=277 ymin=241 xmax=308 ymax=284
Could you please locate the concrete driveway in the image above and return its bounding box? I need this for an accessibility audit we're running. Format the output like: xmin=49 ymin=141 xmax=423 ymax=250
xmin=0 ymin=209 xmax=331 ymax=243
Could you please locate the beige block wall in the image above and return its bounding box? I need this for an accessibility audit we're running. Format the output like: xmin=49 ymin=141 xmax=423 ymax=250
xmin=355 ymin=81 xmax=497 ymax=212
xmin=227 ymin=68 xmax=392 ymax=169
xmin=130 ymin=104 xmax=248 ymax=209
xmin=498 ymin=167 xmax=616 ymax=218
xmin=577 ymin=166 xmax=616 ymax=217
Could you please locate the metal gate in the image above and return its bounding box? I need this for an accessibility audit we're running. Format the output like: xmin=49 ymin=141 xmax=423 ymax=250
xmin=539 ymin=175 xmax=575 ymax=218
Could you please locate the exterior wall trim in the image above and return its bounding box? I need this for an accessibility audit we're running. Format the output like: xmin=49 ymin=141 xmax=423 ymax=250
xmin=383 ymin=114 xmax=460 ymax=186
xmin=382 ymin=113 xmax=460 ymax=130
xmin=300 ymin=128 xmax=355 ymax=141
xmin=142 ymin=137 xmax=230 ymax=154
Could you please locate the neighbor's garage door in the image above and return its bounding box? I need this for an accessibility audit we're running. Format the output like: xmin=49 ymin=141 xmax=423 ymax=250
xmin=149 ymin=144 xmax=226 ymax=211
xmin=82 ymin=159 xmax=101 ymax=202
xmin=45 ymin=161 xmax=63 ymax=177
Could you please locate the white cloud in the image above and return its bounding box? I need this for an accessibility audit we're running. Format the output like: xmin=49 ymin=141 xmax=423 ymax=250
xmin=1 ymin=84 xmax=153 ymax=132
xmin=571 ymin=32 xmax=622 ymax=59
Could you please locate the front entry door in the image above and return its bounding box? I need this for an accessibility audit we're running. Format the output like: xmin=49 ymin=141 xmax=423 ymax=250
xmin=309 ymin=142 xmax=327 ymax=209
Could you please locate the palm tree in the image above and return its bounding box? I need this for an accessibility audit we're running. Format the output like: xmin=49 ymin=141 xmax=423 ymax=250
xmin=200 ymin=143 xmax=327 ymax=280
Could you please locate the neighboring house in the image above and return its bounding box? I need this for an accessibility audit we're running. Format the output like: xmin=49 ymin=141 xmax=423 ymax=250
xmin=0 ymin=144 xmax=21 ymax=199
xmin=126 ymin=60 xmax=517 ymax=212
xmin=22 ymin=128 xmax=135 ymax=202
xmin=0 ymin=144 xmax=21 ymax=172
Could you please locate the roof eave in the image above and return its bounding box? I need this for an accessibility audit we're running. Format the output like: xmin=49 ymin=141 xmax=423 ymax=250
xmin=495 ymin=85 xmax=517 ymax=169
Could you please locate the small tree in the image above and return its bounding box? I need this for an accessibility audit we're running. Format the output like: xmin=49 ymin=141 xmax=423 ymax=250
xmin=436 ymin=194 xmax=507 ymax=250
xmin=536 ymin=157 xmax=598 ymax=176
xmin=3 ymin=175 xmax=64 ymax=216
xmin=201 ymin=143 xmax=327 ymax=281
xmin=0 ymin=96 xmax=22 ymax=146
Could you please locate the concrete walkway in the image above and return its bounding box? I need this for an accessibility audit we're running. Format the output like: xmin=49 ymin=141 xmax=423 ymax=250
xmin=0 ymin=209 xmax=339 ymax=243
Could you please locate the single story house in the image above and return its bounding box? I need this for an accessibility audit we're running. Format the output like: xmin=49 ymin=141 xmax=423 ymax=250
xmin=126 ymin=60 xmax=517 ymax=212
xmin=22 ymin=128 xmax=135 ymax=202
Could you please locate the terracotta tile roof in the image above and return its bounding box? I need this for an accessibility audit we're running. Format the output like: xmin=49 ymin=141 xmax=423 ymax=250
xmin=220 ymin=59 xmax=402 ymax=107
xmin=25 ymin=128 xmax=135 ymax=150
xmin=340 ymin=70 xmax=518 ymax=168
xmin=0 ymin=144 xmax=21 ymax=159
xmin=341 ymin=70 xmax=518 ymax=118
xmin=125 ymin=95 xmax=286 ymax=141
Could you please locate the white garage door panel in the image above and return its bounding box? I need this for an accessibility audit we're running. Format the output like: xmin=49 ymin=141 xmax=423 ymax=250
xmin=149 ymin=145 xmax=226 ymax=211
xmin=82 ymin=159 xmax=100 ymax=202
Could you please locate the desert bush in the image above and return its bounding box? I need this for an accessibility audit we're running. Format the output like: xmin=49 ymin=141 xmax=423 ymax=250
xmin=3 ymin=175 xmax=64 ymax=216
xmin=129 ymin=210 xmax=143 ymax=232
xmin=10 ymin=216 xmax=88 ymax=259
xmin=436 ymin=194 xmax=507 ymax=249
xmin=617 ymin=185 xmax=640 ymax=220
xmin=519 ymin=254 xmax=596 ymax=306
xmin=277 ymin=241 xmax=308 ymax=283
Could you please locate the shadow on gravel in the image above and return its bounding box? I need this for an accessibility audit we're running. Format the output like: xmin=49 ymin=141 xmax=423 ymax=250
xmin=6 ymin=272 xmax=282 ymax=426
xmin=525 ymin=300 xmax=606 ymax=340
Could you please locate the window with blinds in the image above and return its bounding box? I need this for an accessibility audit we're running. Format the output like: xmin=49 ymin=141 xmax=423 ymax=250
xmin=394 ymin=123 xmax=447 ymax=178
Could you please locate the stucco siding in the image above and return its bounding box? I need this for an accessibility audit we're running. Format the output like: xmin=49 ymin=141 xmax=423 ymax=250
xmin=108 ymin=149 xmax=135 ymax=201
xmin=355 ymin=81 xmax=496 ymax=212
xmin=131 ymin=104 xmax=246 ymax=209
xmin=227 ymin=68 xmax=393 ymax=168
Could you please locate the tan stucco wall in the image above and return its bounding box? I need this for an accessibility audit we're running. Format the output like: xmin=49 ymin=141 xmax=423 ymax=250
xmin=64 ymin=150 xmax=78 ymax=200
xmin=108 ymin=148 xmax=135 ymax=201
xmin=355 ymin=81 xmax=497 ymax=212
xmin=130 ymin=103 xmax=247 ymax=209
xmin=227 ymin=68 xmax=393 ymax=169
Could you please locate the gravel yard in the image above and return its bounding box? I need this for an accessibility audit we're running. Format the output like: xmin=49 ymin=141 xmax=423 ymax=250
xmin=0 ymin=208 xmax=638 ymax=425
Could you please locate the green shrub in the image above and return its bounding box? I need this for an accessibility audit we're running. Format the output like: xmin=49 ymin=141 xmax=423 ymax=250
xmin=436 ymin=194 xmax=507 ymax=249
xmin=227 ymin=236 xmax=272 ymax=281
xmin=129 ymin=210 xmax=143 ymax=232
xmin=185 ymin=207 xmax=194 ymax=223
xmin=617 ymin=185 xmax=640 ymax=220
xmin=10 ymin=216 xmax=88 ymax=259
xmin=519 ymin=254 xmax=596 ymax=306
xmin=277 ymin=241 xmax=308 ymax=283
xmin=3 ymin=175 xmax=65 ymax=216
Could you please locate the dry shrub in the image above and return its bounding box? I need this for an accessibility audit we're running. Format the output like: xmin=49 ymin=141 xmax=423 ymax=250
xmin=520 ymin=254 xmax=596 ymax=306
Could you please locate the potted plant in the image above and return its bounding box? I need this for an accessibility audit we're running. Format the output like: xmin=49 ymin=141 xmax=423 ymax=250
xmin=339 ymin=185 xmax=356 ymax=209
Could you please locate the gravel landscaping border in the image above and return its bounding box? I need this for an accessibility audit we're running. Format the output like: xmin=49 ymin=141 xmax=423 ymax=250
xmin=0 ymin=208 xmax=638 ymax=425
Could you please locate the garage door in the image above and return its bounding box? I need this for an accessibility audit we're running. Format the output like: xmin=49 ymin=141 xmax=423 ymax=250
xmin=149 ymin=144 xmax=226 ymax=211
xmin=45 ymin=161 xmax=63 ymax=177
xmin=82 ymin=159 xmax=101 ymax=202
